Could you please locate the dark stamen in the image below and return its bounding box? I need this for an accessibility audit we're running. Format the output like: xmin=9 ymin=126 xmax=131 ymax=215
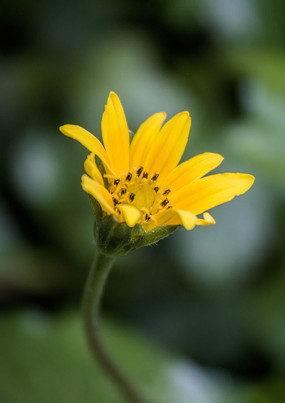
xmin=121 ymin=188 xmax=127 ymax=195
xmin=126 ymin=172 xmax=132 ymax=181
xmin=112 ymin=197 xmax=119 ymax=206
xmin=136 ymin=166 xmax=143 ymax=177
xmin=151 ymin=173 xmax=159 ymax=181
xmin=167 ymin=206 xmax=172 ymax=209
xmin=129 ymin=193 xmax=135 ymax=201
xmin=163 ymin=189 xmax=170 ymax=195
xmin=114 ymin=179 xmax=120 ymax=186
xmin=142 ymin=172 xmax=148 ymax=179
xmin=145 ymin=214 xmax=151 ymax=221
xmin=154 ymin=186 xmax=159 ymax=192
xmin=161 ymin=198 xmax=169 ymax=207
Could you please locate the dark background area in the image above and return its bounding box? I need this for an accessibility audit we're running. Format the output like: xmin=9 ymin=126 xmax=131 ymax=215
xmin=1 ymin=1 xmax=285 ymax=402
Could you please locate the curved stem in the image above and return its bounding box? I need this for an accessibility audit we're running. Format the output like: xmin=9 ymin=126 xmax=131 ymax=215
xmin=82 ymin=251 xmax=149 ymax=403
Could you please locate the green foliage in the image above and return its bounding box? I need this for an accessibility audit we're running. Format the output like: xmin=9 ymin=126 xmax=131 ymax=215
xmin=0 ymin=311 xmax=242 ymax=403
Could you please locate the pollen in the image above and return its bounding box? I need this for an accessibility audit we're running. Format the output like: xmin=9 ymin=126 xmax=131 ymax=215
xmin=112 ymin=197 xmax=119 ymax=206
xmin=161 ymin=198 xmax=169 ymax=207
xmin=136 ymin=166 xmax=143 ymax=177
xmin=151 ymin=174 xmax=159 ymax=181
xmin=106 ymin=167 xmax=173 ymax=226
xmin=126 ymin=172 xmax=132 ymax=181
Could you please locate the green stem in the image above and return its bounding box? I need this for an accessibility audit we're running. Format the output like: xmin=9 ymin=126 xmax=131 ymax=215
xmin=82 ymin=251 xmax=149 ymax=403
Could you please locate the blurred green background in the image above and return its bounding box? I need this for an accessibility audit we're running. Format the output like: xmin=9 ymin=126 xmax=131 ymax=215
xmin=1 ymin=0 xmax=285 ymax=402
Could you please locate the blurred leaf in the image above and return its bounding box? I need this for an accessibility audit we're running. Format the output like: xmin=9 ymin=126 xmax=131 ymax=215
xmin=226 ymin=81 xmax=285 ymax=191
xmin=0 ymin=250 xmax=76 ymax=297
xmin=244 ymin=260 xmax=285 ymax=371
xmin=226 ymin=49 xmax=285 ymax=94
xmin=0 ymin=311 xmax=243 ymax=403
xmin=246 ymin=376 xmax=285 ymax=403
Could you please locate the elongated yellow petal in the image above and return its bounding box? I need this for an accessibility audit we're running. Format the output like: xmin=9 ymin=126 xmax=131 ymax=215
xmin=161 ymin=153 xmax=224 ymax=192
xmin=153 ymin=209 xmax=197 ymax=230
xmin=101 ymin=91 xmax=130 ymax=175
xmin=84 ymin=154 xmax=104 ymax=185
xmin=145 ymin=112 xmax=191 ymax=177
xmin=81 ymin=174 xmax=114 ymax=214
xmin=170 ymin=173 xmax=255 ymax=215
xmin=59 ymin=124 xmax=112 ymax=173
xmin=130 ymin=112 xmax=167 ymax=170
xmin=119 ymin=204 xmax=141 ymax=227
xmin=196 ymin=212 xmax=216 ymax=226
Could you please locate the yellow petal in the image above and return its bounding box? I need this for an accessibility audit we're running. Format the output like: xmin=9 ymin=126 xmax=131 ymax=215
xmin=81 ymin=174 xmax=114 ymax=214
xmin=161 ymin=153 xmax=224 ymax=192
xmin=170 ymin=173 xmax=255 ymax=215
xmin=153 ymin=209 xmax=197 ymax=230
xmin=101 ymin=91 xmax=130 ymax=176
xmin=119 ymin=204 xmax=141 ymax=227
xmin=130 ymin=112 xmax=167 ymax=170
xmin=59 ymin=124 xmax=112 ymax=173
xmin=84 ymin=154 xmax=104 ymax=185
xmin=144 ymin=112 xmax=191 ymax=178
xmin=196 ymin=212 xmax=216 ymax=226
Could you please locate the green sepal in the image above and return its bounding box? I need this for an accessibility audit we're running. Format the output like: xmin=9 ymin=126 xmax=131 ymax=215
xmin=89 ymin=197 xmax=179 ymax=256
xmin=98 ymin=161 xmax=109 ymax=189
xmin=88 ymin=195 xmax=103 ymax=222
xmin=129 ymin=222 xmax=179 ymax=249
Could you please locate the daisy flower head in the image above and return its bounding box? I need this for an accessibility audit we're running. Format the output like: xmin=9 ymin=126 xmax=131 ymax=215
xmin=60 ymin=92 xmax=254 ymax=253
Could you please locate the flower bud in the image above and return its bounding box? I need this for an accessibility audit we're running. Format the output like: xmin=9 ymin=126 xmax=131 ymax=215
xmin=90 ymin=195 xmax=178 ymax=256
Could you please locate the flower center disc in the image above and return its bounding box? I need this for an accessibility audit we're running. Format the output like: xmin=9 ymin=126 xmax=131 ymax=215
xmin=107 ymin=167 xmax=171 ymax=227
xmin=127 ymin=182 xmax=156 ymax=211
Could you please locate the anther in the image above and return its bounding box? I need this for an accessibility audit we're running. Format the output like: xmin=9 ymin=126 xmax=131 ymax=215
xmin=161 ymin=198 xmax=169 ymax=207
xmin=154 ymin=186 xmax=159 ymax=192
xmin=136 ymin=166 xmax=143 ymax=177
xmin=142 ymin=172 xmax=148 ymax=179
xmin=151 ymin=173 xmax=159 ymax=181
xmin=145 ymin=214 xmax=151 ymax=221
xmin=112 ymin=197 xmax=119 ymax=206
xmin=167 ymin=206 xmax=172 ymax=209
xmin=121 ymin=188 xmax=127 ymax=195
xmin=126 ymin=172 xmax=132 ymax=181
xmin=163 ymin=189 xmax=170 ymax=195
xmin=129 ymin=193 xmax=135 ymax=201
xmin=114 ymin=179 xmax=120 ymax=186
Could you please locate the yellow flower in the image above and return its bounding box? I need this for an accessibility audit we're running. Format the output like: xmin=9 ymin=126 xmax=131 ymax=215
xmin=60 ymin=91 xmax=254 ymax=232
